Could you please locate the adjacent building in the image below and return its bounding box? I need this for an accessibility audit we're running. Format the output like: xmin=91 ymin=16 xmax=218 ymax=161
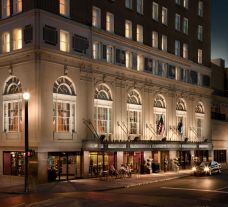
xmin=0 ymin=0 xmax=213 ymax=182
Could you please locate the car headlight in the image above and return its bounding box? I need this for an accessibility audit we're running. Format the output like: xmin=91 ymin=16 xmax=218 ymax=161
xmin=192 ymin=167 xmax=196 ymax=171
xmin=204 ymin=166 xmax=209 ymax=172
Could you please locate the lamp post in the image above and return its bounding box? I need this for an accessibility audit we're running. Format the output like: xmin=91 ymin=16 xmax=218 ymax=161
xmin=23 ymin=92 xmax=30 ymax=193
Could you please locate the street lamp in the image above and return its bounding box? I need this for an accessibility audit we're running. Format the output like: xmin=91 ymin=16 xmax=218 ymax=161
xmin=23 ymin=92 xmax=30 ymax=193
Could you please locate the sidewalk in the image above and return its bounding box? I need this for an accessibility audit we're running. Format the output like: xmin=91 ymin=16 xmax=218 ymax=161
xmin=0 ymin=170 xmax=192 ymax=194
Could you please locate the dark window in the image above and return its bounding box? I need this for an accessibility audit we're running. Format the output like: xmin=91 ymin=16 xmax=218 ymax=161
xmin=72 ymin=34 xmax=89 ymax=54
xmin=115 ymin=49 xmax=125 ymax=65
xmin=24 ymin=24 xmax=33 ymax=44
xmin=132 ymin=53 xmax=137 ymax=70
xmin=189 ymin=71 xmax=198 ymax=85
xmin=144 ymin=58 xmax=153 ymax=73
xmin=202 ymin=75 xmax=210 ymax=87
xmin=102 ymin=44 xmax=107 ymax=60
xmin=167 ymin=64 xmax=176 ymax=79
xmin=43 ymin=25 xmax=58 ymax=46
xmin=214 ymin=150 xmax=226 ymax=163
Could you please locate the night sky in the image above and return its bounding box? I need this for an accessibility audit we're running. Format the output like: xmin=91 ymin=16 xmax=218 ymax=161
xmin=211 ymin=0 xmax=228 ymax=67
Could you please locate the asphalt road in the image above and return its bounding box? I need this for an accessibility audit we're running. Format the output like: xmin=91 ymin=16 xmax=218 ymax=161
xmin=1 ymin=171 xmax=228 ymax=207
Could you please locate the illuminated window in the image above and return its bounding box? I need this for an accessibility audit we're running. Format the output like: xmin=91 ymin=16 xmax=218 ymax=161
xmin=162 ymin=7 xmax=168 ymax=25
xmin=106 ymin=12 xmax=114 ymax=33
xmin=60 ymin=30 xmax=70 ymax=52
xmin=106 ymin=45 xmax=114 ymax=63
xmin=126 ymin=51 xmax=132 ymax=69
xmin=183 ymin=0 xmax=189 ymax=9
xmin=127 ymin=90 xmax=142 ymax=135
xmin=161 ymin=35 xmax=167 ymax=51
xmin=125 ymin=20 xmax=132 ymax=39
xmin=2 ymin=0 xmax=10 ymax=18
xmin=125 ymin=0 xmax=133 ymax=9
xmin=3 ymin=76 xmax=23 ymax=132
xmin=53 ymin=77 xmax=76 ymax=133
xmin=198 ymin=49 xmax=203 ymax=64
xmin=13 ymin=28 xmax=22 ymax=50
xmin=183 ymin=18 xmax=188 ymax=34
xmin=183 ymin=43 xmax=188 ymax=59
xmin=92 ymin=7 xmax=101 ymax=28
xmin=94 ymin=84 xmax=112 ymax=136
xmin=59 ymin=0 xmax=70 ymax=17
xmin=152 ymin=2 xmax=159 ymax=21
xmin=198 ymin=1 xmax=203 ymax=17
xmin=152 ymin=31 xmax=158 ymax=48
xmin=136 ymin=24 xmax=143 ymax=43
xmin=137 ymin=0 xmax=143 ymax=14
xmin=137 ymin=55 xmax=144 ymax=71
xmin=93 ymin=42 xmax=100 ymax=60
xmin=198 ymin=25 xmax=203 ymax=41
xmin=2 ymin=32 xmax=10 ymax=53
xmin=13 ymin=0 xmax=22 ymax=14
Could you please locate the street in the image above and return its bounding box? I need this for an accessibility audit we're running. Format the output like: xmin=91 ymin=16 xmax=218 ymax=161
xmin=1 ymin=170 xmax=228 ymax=207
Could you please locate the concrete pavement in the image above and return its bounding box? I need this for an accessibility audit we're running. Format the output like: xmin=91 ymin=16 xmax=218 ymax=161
xmin=0 ymin=170 xmax=192 ymax=194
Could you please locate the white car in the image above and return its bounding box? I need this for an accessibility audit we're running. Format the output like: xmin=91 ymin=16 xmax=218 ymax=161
xmin=192 ymin=161 xmax=221 ymax=176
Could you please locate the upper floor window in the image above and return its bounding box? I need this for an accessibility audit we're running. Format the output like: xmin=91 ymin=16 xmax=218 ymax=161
xmin=3 ymin=76 xmax=23 ymax=133
xmin=92 ymin=7 xmax=101 ymax=28
xmin=183 ymin=17 xmax=188 ymax=34
xmin=60 ymin=30 xmax=70 ymax=52
xmin=198 ymin=49 xmax=203 ymax=64
xmin=175 ymin=14 xmax=181 ymax=31
xmin=53 ymin=76 xmax=76 ymax=133
xmin=126 ymin=51 xmax=132 ymax=69
xmin=183 ymin=0 xmax=189 ymax=9
xmin=161 ymin=35 xmax=167 ymax=52
xmin=13 ymin=28 xmax=22 ymax=50
xmin=152 ymin=31 xmax=158 ymax=48
xmin=93 ymin=41 xmax=101 ymax=60
xmin=59 ymin=0 xmax=70 ymax=17
xmin=106 ymin=12 xmax=114 ymax=33
xmin=125 ymin=20 xmax=132 ymax=39
xmin=198 ymin=1 xmax=203 ymax=17
xmin=137 ymin=55 xmax=144 ymax=71
xmin=13 ymin=0 xmax=22 ymax=14
xmin=162 ymin=7 xmax=168 ymax=25
xmin=175 ymin=0 xmax=181 ymax=5
xmin=2 ymin=0 xmax=10 ymax=18
xmin=198 ymin=25 xmax=203 ymax=41
xmin=137 ymin=0 xmax=143 ymax=14
xmin=183 ymin=43 xmax=188 ymax=59
xmin=125 ymin=0 xmax=133 ymax=9
xmin=152 ymin=2 xmax=159 ymax=21
xmin=136 ymin=24 xmax=143 ymax=43
xmin=175 ymin=40 xmax=181 ymax=56
xmin=2 ymin=32 xmax=10 ymax=53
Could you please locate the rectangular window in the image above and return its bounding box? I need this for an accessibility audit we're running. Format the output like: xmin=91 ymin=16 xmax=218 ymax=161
xmin=152 ymin=31 xmax=158 ymax=48
xmin=94 ymin=107 xmax=111 ymax=135
xmin=198 ymin=25 xmax=203 ymax=41
xmin=126 ymin=51 xmax=132 ymax=68
xmin=198 ymin=49 xmax=203 ymax=64
xmin=190 ymin=70 xmax=198 ymax=85
xmin=125 ymin=0 xmax=133 ymax=9
xmin=202 ymin=75 xmax=210 ymax=87
xmin=161 ymin=35 xmax=167 ymax=51
xmin=60 ymin=30 xmax=70 ymax=52
xmin=13 ymin=0 xmax=22 ymax=14
xmin=144 ymin=57 xmax=153 ymax=73
xmin=125 ymin=20 xmax=132 ymax=39
xmin=155 ymin=114 xmax=166 ymax=136
xmin=175 ymin=14 xmax=181 ymax=31
xmin=116 ymin=49 xmax=126 ymax=65
xmin=43 ymin=25 xmax=58 ymax=46
xmin=93 ymin=42 xmax=100 ymax=60
xmin=137 ymin=0 xmax=143 ymax=14
xmin=2 ymin=32 xmax=10 ymax=53
xmin=106 ymin=45 xmax=114 ymax=63
xmin=59 ymin=0 xmax=70 ymax=17
xmin=214 ymin=150 xmax=227 ymax=163
xmin=175 ymin=40 xmax=180 ymax=56
xmin=152 ymin=2 xmax=159 ymax=21
xmin=183 ymin=43 xmax=188 ymax=59
xmin=162 ymin=7 xmax=168 ymax=25
xmin=167 ymin=64 xmax=176 ymax=79
xmin=128 ymin=111 xmax=141 ymax=135
xmin=196 ymin=118 xmax=203 ymax=138
xmin=4 ymin=102 xmax=22 ymax=132
xmin=183 ymin=0 xmax=189 ymax=9
xmin=198 ymin=1 xmax=203 ymax=17
xmin=137 ymin=55 xmax=144 ymax=71
xmin=183 ymin=18 xmax=188 ymax=34
xmin=175 ymin=0 xmax=181 ymax=5
xmin=136 ymin=25 xmax=143 ymax=43
xmin=23 ymin=24 xmax=33 ymax=44
xmin=72 ymin=34 xmax=89 ymax=54
xmin=13 ymin=28 xmax=22 ymax=50
xmin=2 ymin=0 xmax=10 ymax=18
xmin=156 ymin=62 xmax=167 ymax=77
xmin=92 ymin=7 xmax=101 ymax=28
xmin=180 ymin=68 xmax=189 ymax=83
xmin=106 ymin=12 xmax=114 ymax=33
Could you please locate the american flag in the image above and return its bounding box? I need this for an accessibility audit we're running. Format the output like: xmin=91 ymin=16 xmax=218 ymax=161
xmin=157 ymin=116 xmax=165 ymax=135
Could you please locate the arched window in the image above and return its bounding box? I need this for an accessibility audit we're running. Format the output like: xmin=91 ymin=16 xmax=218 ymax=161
xmin=154 ymin=95 xmax=166 ymax=137
xmin=195 ymin=102 xmax=204 ymax=114
xmin=94 ymin=84 xmax=112 ymax=137
xmin=176 ymin=99 xmax=186 ymax=111
xmin=195 ymin=102 xmax=205 ymax=140
xmin=3 ymin=76 xmax=23 ymax=132
xmin=53 ymin=76 xmax=76 ymax=133
xmin=176 ymin=99 xmax=187 ymax=138
xmin=127 ymin=90 xmax=142 ymax=135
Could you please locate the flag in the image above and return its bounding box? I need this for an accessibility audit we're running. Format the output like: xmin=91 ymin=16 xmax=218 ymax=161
xmin=177 ymin=120 xmax=183 ymax=134
xmin=157 ymin=116 xmax=165 ymax=135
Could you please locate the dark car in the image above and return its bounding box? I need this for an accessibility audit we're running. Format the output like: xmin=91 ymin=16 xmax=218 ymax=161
xmin=192 ymin=161 xmax=221 ymax=176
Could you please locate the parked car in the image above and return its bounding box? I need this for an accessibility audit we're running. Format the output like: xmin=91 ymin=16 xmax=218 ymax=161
xmin=192 ymin=161 xmax=221 ymax=176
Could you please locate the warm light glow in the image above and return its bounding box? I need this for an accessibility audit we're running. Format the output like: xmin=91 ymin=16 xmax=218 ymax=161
xmin=192 ymin=167 xmax=196 ymax=171
xmin=23 ymin=92 xmax=30 ymax=100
